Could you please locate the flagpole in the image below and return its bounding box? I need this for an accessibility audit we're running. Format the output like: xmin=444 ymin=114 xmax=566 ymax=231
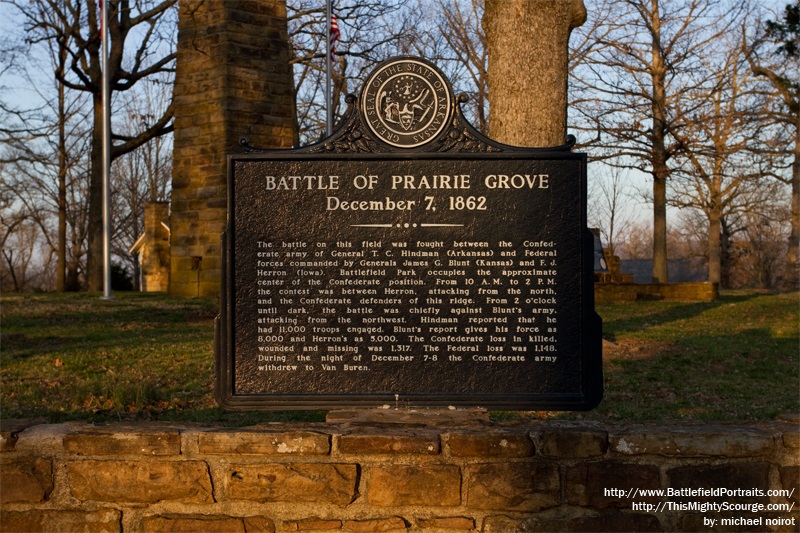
xmin=101 ymin=0 xmax=113 ymax=299
xmin=325 ymin=0 xmax=332 ymax=137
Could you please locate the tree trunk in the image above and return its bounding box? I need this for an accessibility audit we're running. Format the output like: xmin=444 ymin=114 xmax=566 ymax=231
xmin=649 ymin=0 xmax=669 ymax=283
xmin=785 ymin=119 xmax=800 ymax=290
xmin=66 ymin=225 xmax=82 ymax=292
xmin=289 ymin=62 xmax=301 ymax=148
xmin=3 ymin=251 xmax=19 ymax=291
xmin=651 ymin=172 xmax=669 ymax=282
xmin=86 ymin=91 xmax=105 ymax=291
xmin=707 ymin=200 xmax=722 ymax=286
xmin=57 ymin=69 xmax=67 ymax=292
xmin=483 ymin=0 xmax=586 ymax=147
xmin=720 ymin=217 xmax=732 ymax=288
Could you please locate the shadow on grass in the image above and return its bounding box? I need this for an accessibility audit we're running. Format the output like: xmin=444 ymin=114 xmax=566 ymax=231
xmin=3 ymin=291 xmax=796 ymax=424
xmin=1 ymin=292 xmax=218 ymax=361
xmin=583 ymin=327 xmax=799 ymax=421
xmin=599 ymin=292 xmax=762 ymax=342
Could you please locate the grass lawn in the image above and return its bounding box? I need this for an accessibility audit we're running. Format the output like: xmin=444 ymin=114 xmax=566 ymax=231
xmin=1 ymin=290 xmax=797 ymax=424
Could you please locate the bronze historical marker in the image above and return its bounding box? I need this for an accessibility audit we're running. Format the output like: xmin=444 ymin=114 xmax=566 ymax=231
xmin=216 ymin=57 xmax=602 ymax=410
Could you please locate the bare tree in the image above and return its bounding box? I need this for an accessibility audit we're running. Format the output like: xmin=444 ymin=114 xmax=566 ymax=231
xmin=1 ymin=218 xmax=45 ymax=291
xmin=0 ymin=182 xmax=29 ymax=291
xmin=288 ymin=0 xmax=414 ymax=144
xmin=13 ymin=0 xmax=178 ymax=291
xmin=573 ymin=0 xmax=742 ymax=282
xmin=569 ymin=0 xmax=619 ymax=149
xmin=668 ymin=27 xmax=774 ymax=287
xmin=669 ymin=209 xmax=708 ymax=261
xmin=588 ymin=164 xmax=637 ymax=256
xmin=434 ymin=0 xmax=489 ymax=133
xmin=388 ymin=0 xmax=490 ymax=133
xmin=112 ymin=84 xmax=172 ymax=288
xmin=733 ymin=192 xmax=790 ymax=288
xmin=746 ymin=1 xmax=799 ymax=289
xmin=615 ymin=220 xmax=653 ymax=259
xmin=0 ymin=165 xmax=61 ymax=291
xmin=0 ymin=21 xmax=92 ymax=292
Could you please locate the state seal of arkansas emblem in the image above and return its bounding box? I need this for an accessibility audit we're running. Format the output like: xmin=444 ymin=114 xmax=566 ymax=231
xmin=361 ymin=57 xmax=453 ymax=149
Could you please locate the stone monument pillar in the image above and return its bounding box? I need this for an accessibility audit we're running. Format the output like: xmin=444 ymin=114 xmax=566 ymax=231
xmin=483 ymin=0 xmax=586 ymax=147
xmin=170 ymin=0 xmax=296 ymax=297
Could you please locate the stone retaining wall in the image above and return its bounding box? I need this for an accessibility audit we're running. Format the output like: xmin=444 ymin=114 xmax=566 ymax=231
xmin=1 ymin=416 xmax=797 ymax=532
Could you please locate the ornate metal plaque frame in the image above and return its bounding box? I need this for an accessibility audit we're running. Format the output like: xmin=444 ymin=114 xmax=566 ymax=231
xmin=216 ymin=57 xmax=602 ymax=410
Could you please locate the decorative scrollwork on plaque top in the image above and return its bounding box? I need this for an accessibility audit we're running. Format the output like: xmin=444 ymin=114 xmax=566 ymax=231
xmin=241 ymin=57 xmax=576 ymax=156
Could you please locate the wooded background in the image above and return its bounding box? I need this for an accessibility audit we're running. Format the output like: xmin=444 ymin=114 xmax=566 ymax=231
xmin=0 ymin=0 xmax=796 ymax=292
